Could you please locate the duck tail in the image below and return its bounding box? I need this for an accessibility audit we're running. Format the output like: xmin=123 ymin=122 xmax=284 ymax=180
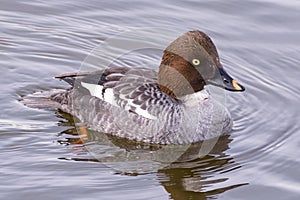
xmin=20 ymin=89 xmax=67 ymax=110
xmin=54 ymin=70 xmax=104 ymax=86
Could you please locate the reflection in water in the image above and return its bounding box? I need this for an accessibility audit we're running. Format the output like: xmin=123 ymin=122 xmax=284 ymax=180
xmin=55 ymin=110 xmax=248 ymax=199
xmin=158 ymin=153 xmax=247 ymax=200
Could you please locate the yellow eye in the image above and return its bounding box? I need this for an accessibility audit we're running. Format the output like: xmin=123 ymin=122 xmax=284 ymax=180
xmin=192 ymin=59 xmax=200 ymax=65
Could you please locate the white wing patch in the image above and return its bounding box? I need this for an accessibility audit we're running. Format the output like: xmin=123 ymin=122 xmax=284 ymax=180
xmin=81 ymin=82 xmax=157 ymax=120
xmin=81 ymin=82 xmax=103 ymax=99
xmin=81 ymin=82 xmax=117 ymax=106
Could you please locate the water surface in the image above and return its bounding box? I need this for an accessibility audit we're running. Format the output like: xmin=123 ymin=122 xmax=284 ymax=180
xmin=1 ymin=0 xmax=300 ymax=199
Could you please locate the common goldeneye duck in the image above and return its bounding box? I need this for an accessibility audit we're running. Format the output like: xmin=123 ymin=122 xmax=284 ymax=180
xmin=23 ymin=30 xmax=245 ymax=145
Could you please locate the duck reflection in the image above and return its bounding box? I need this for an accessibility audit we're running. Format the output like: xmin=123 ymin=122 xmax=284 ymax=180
xmin=156 ymin=136 xmax=248 ymax=200
xmin=55 ymin=110 xmax=248 ymax=199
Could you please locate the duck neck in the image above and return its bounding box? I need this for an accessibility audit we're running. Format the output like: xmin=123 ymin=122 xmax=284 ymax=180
xmin=157 ymin=64 xmax=205 ymax=99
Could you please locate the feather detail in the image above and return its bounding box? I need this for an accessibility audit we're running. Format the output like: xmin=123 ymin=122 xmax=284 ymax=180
xmin=81 ymin=81 xmax=158 ymax=120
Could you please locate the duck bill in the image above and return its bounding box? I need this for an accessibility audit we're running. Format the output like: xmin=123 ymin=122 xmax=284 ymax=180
xmin=207 ymin=67 xmax=245 ymax=92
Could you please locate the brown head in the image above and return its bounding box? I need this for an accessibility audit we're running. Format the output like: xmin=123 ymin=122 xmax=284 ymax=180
xmin=158 ymin=30 xmax=244 ymax=98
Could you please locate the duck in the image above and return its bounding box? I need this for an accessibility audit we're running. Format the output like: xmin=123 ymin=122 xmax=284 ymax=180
xmin=22 ymin=30 xmax=245 ymax=145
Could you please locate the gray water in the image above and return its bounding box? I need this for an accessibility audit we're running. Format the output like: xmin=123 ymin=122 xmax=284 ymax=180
xmin=1 ymin=0 xmax=300 ymax=199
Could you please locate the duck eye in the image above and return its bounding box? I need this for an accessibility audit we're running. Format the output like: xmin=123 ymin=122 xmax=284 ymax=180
xmin=192 ymin=59 xmax=200 ymax=66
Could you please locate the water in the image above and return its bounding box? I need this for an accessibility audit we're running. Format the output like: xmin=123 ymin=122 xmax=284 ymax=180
xmin=1 ymin=0 xmax=300 ymax=199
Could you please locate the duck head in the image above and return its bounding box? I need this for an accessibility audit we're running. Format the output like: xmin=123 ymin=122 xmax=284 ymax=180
xmin=158 ymin=30 xmax=245 ymax=98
